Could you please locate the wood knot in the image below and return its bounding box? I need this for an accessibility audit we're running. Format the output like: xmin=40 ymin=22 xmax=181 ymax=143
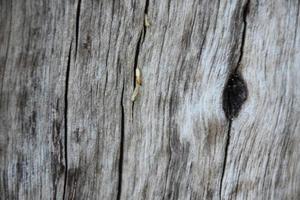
xmin=222 ymin=71 xmax=248 ymax=119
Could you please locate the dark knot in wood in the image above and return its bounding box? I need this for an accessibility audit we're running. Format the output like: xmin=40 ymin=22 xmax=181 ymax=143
xmin=222 ymin=71 xmax=248 ymax=119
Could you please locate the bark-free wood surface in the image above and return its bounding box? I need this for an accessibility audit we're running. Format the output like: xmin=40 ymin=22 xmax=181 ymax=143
xmin=0 ymin=0 xmax=299 ymax=199
xmin=0 ymin=1 xmax=74 ymax=199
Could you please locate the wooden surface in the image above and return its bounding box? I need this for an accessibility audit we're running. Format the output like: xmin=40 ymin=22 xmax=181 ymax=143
xmin=0 ymin=0 xmax=299 ymax=199
xmin=0 ymin=1 xmax=74 ymax=199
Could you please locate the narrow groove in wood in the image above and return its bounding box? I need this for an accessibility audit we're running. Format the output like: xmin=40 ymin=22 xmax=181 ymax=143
xmin=63 ymin=41 xmax=72 ymax=200
xmin=144 ymin=0 xmax=149 ymax=14
xmin=133 ymin=34 xmax=143 ymax=89
xmin=131 ymin=32 xmax=143 ymax=115
xmin=219 ymin=121 xmax=232 ymax=200
xmin=131 ymin=0 xmax=149 ymax=115
xmin=143 ymin=0 xmax=149 ymax=39
xmin=117 ymin=85 xmax=125 ymax=200
xmin=235 ymin=0 xmax=250 ymax=72
xmin=74 ymin=0 xmax=82 ymax=60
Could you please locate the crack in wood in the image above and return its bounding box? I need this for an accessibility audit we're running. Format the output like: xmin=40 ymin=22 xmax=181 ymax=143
xmin=133 ymin=33 xmax=143 ymax=92
xmin=117 ymin=85 xmax=125 ymax=200
xmin=118 ymin=0 xmax=150 ymax=197
xmin=131 ymin=0 xmax=149 ymax=115
xmin=219 ymin=120 xmax=232 ymax=200
xmin=131 ymin=33 xmax=143 ymax=111
xmin=220 ymin=0 xmax=250 ymax=199
xmin=63 ymin=0 xmax=82 ymax=197
xmin=219 ymin=73 xmax=248 ymax=200
xmin=142 ymin=0 xmax=149 ymax=41
xmin=235 ymin=0 xmax=250 ymax=72
xmin=63 ymin=40 xmax=72 ymax=200
xmin=74 ymin=0 xmax=82 ymax=60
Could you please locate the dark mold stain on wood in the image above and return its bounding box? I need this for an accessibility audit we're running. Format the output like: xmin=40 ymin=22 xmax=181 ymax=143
xmin=222 ymin=71 xmax=248 ymax=120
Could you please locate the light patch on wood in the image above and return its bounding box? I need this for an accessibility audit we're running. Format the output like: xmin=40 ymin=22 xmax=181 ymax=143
xmin=131 ymin=68 xmax=142 ymax=102
xmin=144 ymin=14 xmax=151 ymax=27
xmin=178 ymin=102 xmax=199 ymax=143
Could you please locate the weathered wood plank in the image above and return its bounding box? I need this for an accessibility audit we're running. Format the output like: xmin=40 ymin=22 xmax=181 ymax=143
xmin=1 ymin=0 xmax=299 ymax=199
xmin=122 ymin=0 xmax=251 ymax=199
xmin=0 ymin=0 xmax=74 ymax=199
xmin=221 ymin=1 xmax=300 ymax=199
xmin=65 ymin=0 xmax=146 ymax=199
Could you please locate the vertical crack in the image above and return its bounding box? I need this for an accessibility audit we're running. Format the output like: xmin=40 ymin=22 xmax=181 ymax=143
xmin=63 ymin=40 xmax=72 ymax=200
xmin=220 ymin=0 xmax=250 ymax=199
xmin=74 ymin=0 xmax=82 ymax=60
xmin=219 ymin=121 xmax=232 ymax=200
xmin=131 ymin=0 xmax=149 ymax=116
xmin=220 ymin=71 xmax=248 ymax=199
xmin=131 ymin=33 xmax=143 ymax=116
xmin=235 ymin=0 xmax=250 ymax=72
xmin=144 ymin=0 xmax=149 ymax=15
xmin=120 ymin=0 xmax=150 ymax=197
xmin=117 ymin=86 xmax=125 ymax=200
xmin=143 ymin=0 xmax=150 ymax=36
xmin=133 ymin=34 xmax=143 ymax=90
xmin=63 ymin=0 xmax=81 ymax=197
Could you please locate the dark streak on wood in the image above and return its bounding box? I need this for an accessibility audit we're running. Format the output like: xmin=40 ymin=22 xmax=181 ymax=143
xmin=235 ymin=0 xmax=250 ymax=72
xmin=219 ymin=120 xmax=232 ymax=200
xmin=117 ymin=85 xmax=125 ymax=200
xmin=63 ymin=40 xmax=72 ymax=200
xmin=74 ymin=0 xmax=82 ymax=60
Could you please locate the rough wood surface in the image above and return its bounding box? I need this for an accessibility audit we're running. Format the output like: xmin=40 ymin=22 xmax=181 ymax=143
xmin=0 ymin=0 xmax=299 ymax=199
xmin=222 ymin=1 xmax=300 ymax=199
xmin=65 ymin=0 xmax=146 ymax=199
xmin=0 ymin=1 xmax=75 ymax=199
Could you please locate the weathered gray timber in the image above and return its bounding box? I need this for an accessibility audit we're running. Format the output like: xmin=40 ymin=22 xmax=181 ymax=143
xmin=0 ymin=0 xmax=299 ymax=199
xmin=0 ymin=0 xmax=75 ymax=199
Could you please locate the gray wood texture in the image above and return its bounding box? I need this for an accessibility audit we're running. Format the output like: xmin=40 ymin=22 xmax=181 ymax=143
xmin=0 ymin=0 xmax=299 ymax=199
xmin=0 ymin=1 xmax=74 ymax=199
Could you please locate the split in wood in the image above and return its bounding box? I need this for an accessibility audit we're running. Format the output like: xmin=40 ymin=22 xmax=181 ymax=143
xmin=131 ymin=68 xmax=142 ymax=102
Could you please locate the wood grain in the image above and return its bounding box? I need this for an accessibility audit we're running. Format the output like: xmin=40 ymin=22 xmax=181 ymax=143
xmin=221 ymin=1 xmax=300 ymax=199
xmin=0 ymin=0 xmax=299 ymax=199
xmin=0 ymin=0 xmax=74 ymax=199
xmin=65 ymin=0 xmax=147 ymax=199
xmin=122 ymin=0 xmax=250 ymax=199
